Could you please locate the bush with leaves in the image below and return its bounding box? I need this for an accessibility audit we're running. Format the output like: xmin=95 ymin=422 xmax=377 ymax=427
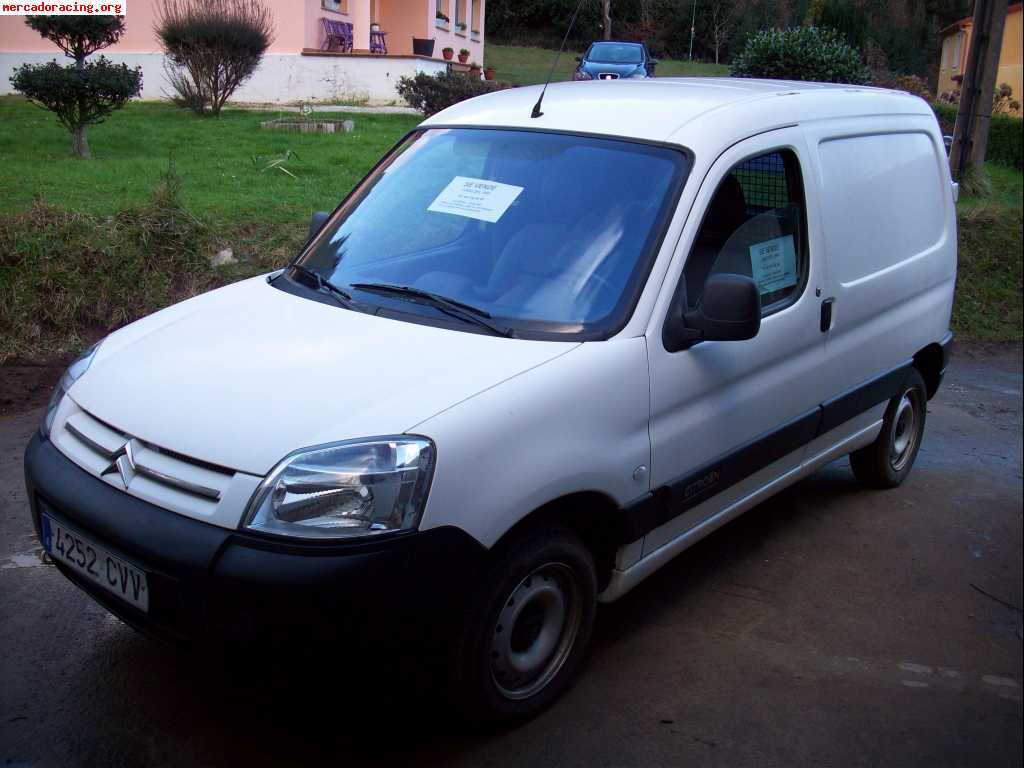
xmin=156 ymin=0 xmax=274 ymax=116
xmin=932 ymin=101 xmax=1023 ymax=171
xmin=0 ymin=163 xmax=212 ymax=362
xmin=9 ymin=15 xmax=142 ymax=158
xmin=731 ymin=26 xmax=870 ymax=84
xmin=871 ymin=72 xmax=933 ymax=101
xmin=396 ymin=71 xmax=510 ymax=117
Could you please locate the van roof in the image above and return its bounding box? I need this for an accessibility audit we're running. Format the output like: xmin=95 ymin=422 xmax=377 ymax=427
xmin=422 ymin=78 xmax=935 ymax=148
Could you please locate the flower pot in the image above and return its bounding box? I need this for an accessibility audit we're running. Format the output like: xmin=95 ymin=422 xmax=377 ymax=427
xmin=484 ymin=67 xmax=495 ymax=81
xmin=370 ymin=23 xmax=380 ymax=32
xmin=412 ymin=37 xmax=435 ymax=57
xmin=442 ymin=49 xmax=454 ymax=61
xmin=469 ymin=65 xmax=482 ymax=79
xmin=458 ymin=52 xmax=469 ymax=63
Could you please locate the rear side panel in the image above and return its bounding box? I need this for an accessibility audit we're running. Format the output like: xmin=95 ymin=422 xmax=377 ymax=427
xmin=801 ymin=114 xmax=957 ymax=404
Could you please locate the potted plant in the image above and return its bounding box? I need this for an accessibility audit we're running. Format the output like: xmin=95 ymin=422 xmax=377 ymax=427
xmin=484 ymin=65 xmax=495 ymax=81
xmin=442 ymin=46 xmax=454 ymax=61
xmin=455 ymin=21 xmax=467 ymax=32
xmin=435 ymin=11 xmax=449 ymax=23
xmin=458 ymin=47 xmax=469 ymax=63
xmin=469 ymin=61 xmax=482 ymax=79
xmin=370 ymin=22 xmax=381 ymax=32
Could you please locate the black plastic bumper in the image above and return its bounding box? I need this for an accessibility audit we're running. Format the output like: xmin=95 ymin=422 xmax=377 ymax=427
xmin=24 ymin=433 xmax=486 ymax=648
xmin=939 ymin=330 xmax=954 ymax=378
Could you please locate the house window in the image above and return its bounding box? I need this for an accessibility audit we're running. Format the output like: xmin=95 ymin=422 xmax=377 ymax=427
xmin=455 ymin=0 xmax=466 ymax=29
xmin=471 ymin=0 xmax=481 ymax=34
xmin=952 ymin=32 xmax=962 ymax=71
xmin=436 ymin=0 xmax=450 ymax=24
xmin=322 ymin=0 xmax=348 ymax=14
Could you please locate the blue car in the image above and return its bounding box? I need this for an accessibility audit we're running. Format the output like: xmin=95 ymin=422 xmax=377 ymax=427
xmin=573 ymin=40 xmax=657 ymax=81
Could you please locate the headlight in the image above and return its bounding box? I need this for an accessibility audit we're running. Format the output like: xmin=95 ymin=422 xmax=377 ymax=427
xmin=244 ymin=437 xmax=435 ymax=540
xmin=42 ymin=341 xmax=101 ymax=437
xmin=573 ymin=70 xmax=593 ymax=81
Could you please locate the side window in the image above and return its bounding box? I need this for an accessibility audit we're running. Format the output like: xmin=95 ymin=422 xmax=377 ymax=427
xmin=683 ymin=149 xmax=809 ymax=314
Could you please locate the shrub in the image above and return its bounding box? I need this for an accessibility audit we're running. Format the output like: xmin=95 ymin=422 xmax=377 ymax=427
xmin=9 ymin=15 xmax=142 ymax=157
xmin=731 ymin=27 xmax=870 ymax=84
xmin=931 ymin=102 xmax=1023 ymax=171
xmin=0 ymin=163 xmax=217 ymax=362
xmin=993 ymin=82 xmax=1022 ymax=116
xmin=986 ymin=113 xmax=1024 ymax=170
xmin=396 ymin=71 xmax=510 ymax=117
xmin=871 ymin=72 xmax=933 ymax=102
xmin=156 ymin=0 xmax=274 ymax=116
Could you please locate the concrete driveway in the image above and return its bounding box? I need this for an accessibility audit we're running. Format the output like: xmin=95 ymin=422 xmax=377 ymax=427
xmin=1 ymin=348 xmax=1021 ymax=767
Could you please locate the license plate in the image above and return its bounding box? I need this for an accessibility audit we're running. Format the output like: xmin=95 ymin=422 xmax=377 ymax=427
xmin=41 ymin=515 xmax=149 ymax=612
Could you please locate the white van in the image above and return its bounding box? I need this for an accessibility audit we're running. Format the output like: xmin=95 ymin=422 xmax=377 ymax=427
xmin=26 ymin=78 xmax=955 ymax=723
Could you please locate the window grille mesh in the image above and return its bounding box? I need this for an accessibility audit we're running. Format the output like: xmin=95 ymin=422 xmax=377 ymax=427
xmin=732 ymin=151 xmax=789 ymax=215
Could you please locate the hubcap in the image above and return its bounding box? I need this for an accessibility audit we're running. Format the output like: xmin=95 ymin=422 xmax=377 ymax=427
xmin=490 ymin=563 xmax=581 ymax=701
xmin=889 ymin=389 xmax=921 ymax=471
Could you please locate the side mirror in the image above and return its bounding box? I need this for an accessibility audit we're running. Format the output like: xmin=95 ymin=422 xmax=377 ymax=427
xmin=663 ymin=273 xmax=761 ymax=352
xmin=309 ymin=210 xmax=330 ymax=239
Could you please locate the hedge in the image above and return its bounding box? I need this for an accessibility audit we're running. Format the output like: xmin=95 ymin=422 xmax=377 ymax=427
xmin=932 ymin=102 xmax=1023 ymax=171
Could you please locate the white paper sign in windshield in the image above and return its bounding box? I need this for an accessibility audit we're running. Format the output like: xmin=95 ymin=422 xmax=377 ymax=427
xmin=749 ymin=235 xmax=797 ymax=295
xmin=428 ymin=176 xmax=524 ymax=223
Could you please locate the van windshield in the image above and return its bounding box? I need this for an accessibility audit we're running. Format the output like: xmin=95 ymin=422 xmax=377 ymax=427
xmin=296 ymin=128 xmax=689 ymax=338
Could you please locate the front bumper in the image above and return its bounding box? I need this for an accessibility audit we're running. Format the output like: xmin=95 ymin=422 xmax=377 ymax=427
xmin=24 ymin=433 xmax=486 ymax=648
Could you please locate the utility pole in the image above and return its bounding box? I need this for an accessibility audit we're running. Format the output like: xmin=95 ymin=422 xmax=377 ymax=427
xmin=949 ymin=0 xmax=1009 ymax=180
xmin=688 ymin=0 xmax=697 ymax=60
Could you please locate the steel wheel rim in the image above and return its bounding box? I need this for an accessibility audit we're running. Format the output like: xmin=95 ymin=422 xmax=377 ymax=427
xmin=889 ymin=389 xmax=921 ymax=471
xmin=489 ymin=562 xmax=582 ymax=701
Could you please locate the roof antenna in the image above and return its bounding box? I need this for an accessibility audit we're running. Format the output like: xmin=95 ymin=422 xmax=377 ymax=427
xmin=531 ymin=0 xmax=588 ymax=118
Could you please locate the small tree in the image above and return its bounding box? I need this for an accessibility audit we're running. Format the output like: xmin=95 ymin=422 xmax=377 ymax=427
xmin=731 ymin=26 xmax=870 ymax=84
xmin=701 ymin=0 xmax=737 ymax=66
xmin=9 ymin=15 xmax=142 ymax=158
xmin=156 ymin=0 xmax=274 ymax=116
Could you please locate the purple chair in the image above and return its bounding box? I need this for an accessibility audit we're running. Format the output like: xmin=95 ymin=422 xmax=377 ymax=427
xmin=321 ymin=18 xmax=353 ymax=52
xmin=370 ymin=30 xmax=387 ymax=54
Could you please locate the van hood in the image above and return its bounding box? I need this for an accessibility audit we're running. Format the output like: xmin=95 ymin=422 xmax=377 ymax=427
xmin=69 ymin=277 xmax=578 ymax=475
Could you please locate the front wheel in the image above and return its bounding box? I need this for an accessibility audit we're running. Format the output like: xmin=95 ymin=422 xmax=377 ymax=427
xmin=850 ymin=368 xmax=928 ymax=488
xmin=452 ymin=526 xmax=597 ymax=725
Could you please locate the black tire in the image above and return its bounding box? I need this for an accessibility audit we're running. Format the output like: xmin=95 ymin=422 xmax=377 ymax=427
xmin=451 ymin=526 xmax=597 ymax=726
xmin=850 ymin=368 xmax=928 ymax=489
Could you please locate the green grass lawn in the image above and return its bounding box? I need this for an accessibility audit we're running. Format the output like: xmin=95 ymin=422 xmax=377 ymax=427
xmin=484 ymin=43 xmax=728 ymax=86
xmin=0 ymin=97 xmax=420 ymax=229
xmin=953 ymin=164 xmax=1023 ymax=341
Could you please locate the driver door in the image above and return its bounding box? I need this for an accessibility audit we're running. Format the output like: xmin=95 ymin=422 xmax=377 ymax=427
xmin=644 ymin=128 xmax=831 ymax=554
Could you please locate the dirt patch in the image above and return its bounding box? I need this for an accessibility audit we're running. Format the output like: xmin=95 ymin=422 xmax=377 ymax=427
xmin=0 ymin=361 xmax=64 ymax=417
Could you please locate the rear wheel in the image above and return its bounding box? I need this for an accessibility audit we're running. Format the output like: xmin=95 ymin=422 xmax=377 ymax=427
xmin=452 ymin=526 xmax=596 ymax=725
xmin=850 ymin=368 xmax=928 ymax=488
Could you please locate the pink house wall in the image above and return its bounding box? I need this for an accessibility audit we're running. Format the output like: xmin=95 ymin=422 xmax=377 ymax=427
xmin=1 ymin=0 xmax=483 ymax=59
xmin=0 ymin=1 xmax=318 ymax=55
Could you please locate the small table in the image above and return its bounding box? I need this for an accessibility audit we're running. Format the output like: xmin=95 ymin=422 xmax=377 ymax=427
xmin=370 ymin=30 xmax=387 ymax=54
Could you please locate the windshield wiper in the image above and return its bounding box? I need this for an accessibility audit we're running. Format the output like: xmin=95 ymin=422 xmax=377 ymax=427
xmin=291 ymin=264 xmax=354 ymax=307
xmin=350 ymin=282 xmax=514 ymax=338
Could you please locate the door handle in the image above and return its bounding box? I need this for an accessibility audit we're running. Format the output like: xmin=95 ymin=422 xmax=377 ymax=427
xmin=820 ymin=298 xmax=835 ymax=333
